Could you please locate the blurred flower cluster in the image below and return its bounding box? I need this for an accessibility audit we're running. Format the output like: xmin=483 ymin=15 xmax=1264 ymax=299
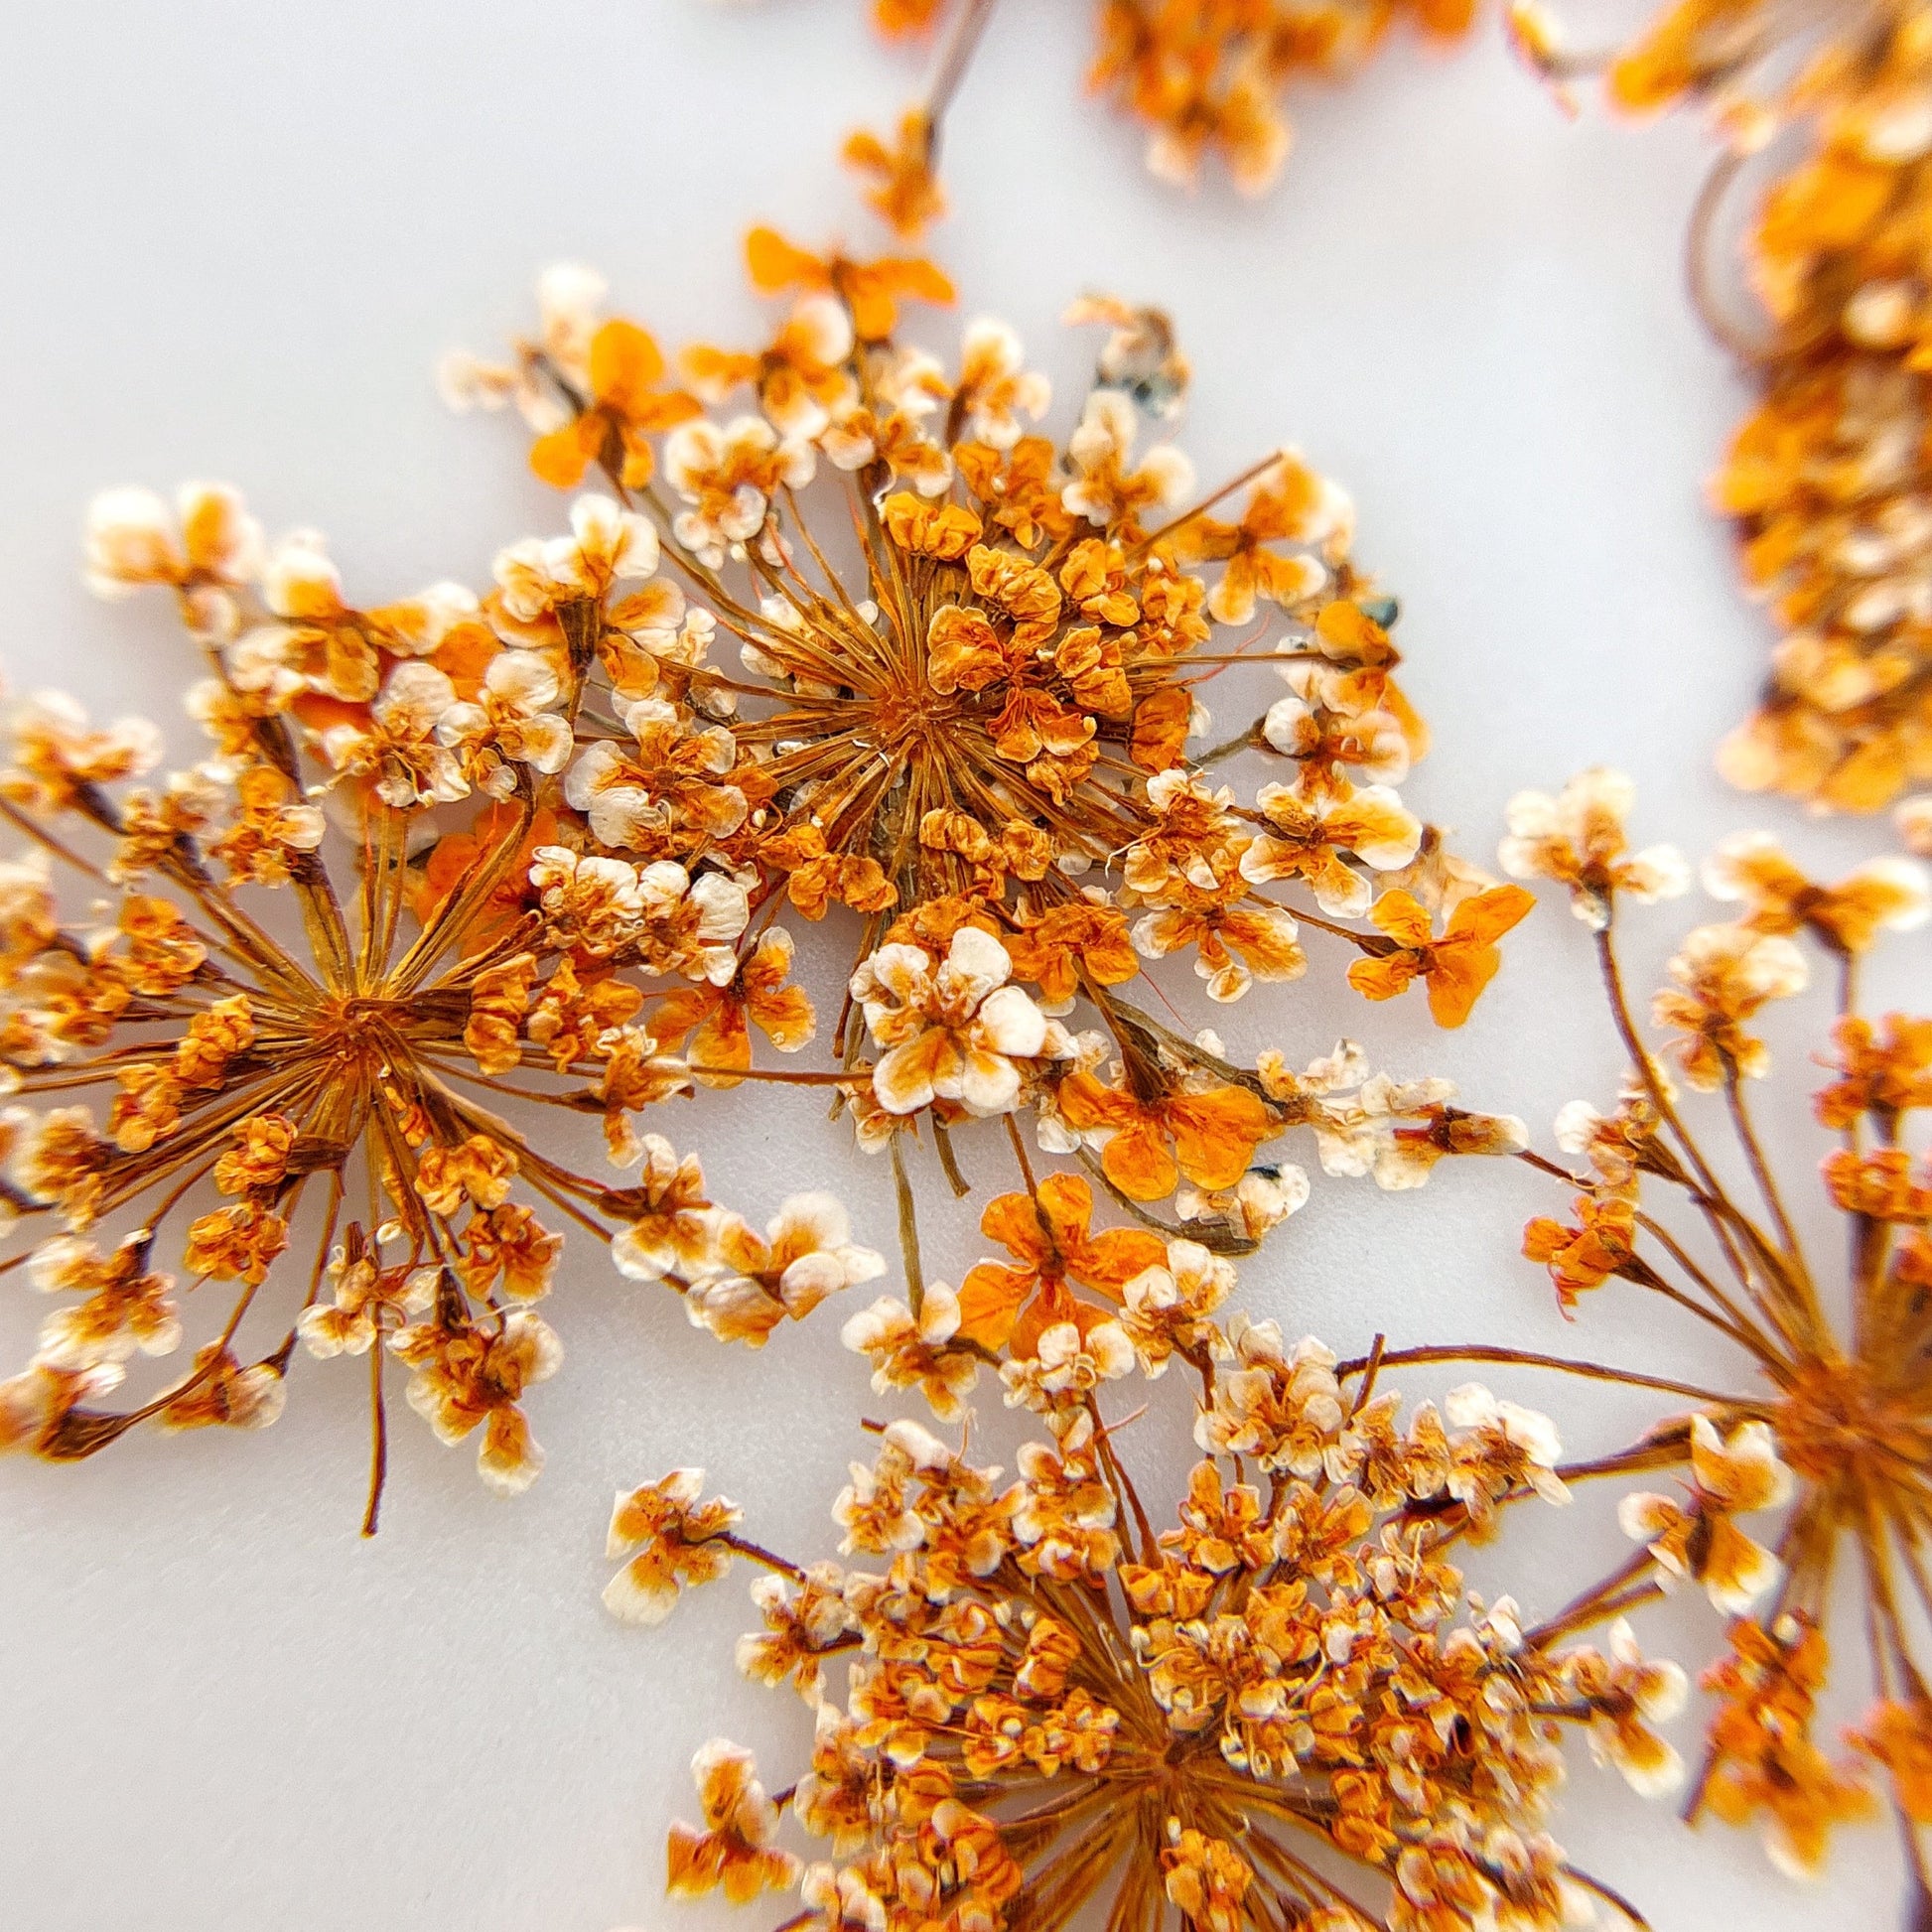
xmin=870 ymin=0 xmax=1476 ymax=197
xmin=1513 ymin=0 xmax=1932 ymax=826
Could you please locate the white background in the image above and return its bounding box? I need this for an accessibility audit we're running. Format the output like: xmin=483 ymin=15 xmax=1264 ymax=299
xmin=0 ymin=2 xmax=1918 ymax=1927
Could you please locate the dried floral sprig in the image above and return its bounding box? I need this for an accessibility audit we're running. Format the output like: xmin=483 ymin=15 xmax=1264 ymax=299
xmin=443 ymin=226 xmax=1534 ymax=1352
xmin=622 ymin=1296 xmax=1680 ymax=1932
xmin=1478 ymin=766 xmax=1932 ymax=1900
xmin=1510 ymin=0 xmax=1932 ymax=819
xmin=863 ymin=0 xmax=1477 ymax=202
xmin=0 ymin=492 xmax=886 ymax=1526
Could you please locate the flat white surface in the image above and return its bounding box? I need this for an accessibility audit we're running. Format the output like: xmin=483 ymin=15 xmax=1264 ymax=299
xmin=0 ymin=3 xmax=1916 ymax=1927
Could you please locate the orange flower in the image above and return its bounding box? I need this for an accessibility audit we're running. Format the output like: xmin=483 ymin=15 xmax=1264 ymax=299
xmin=1165 ymin=455 xmax=1341 ymax=624
xmin=1703 ymin=1616 xmax=1876 ymax=1877
xmin=1003 ymin=899 xmax=1139 ymax=1006
xmin=1705 ymin=832 xmax=1930 ymax=954
xmin=639 ymin=1338 xmax=1669 ymax=1932
xmin=1555 ymin=0 xmax=1932 ymax=813
xmin=528 ymin=319 xmax=698 ymax=489
xmin=1652 ymin=921 xmax=1808 ymax=1089
xmin=666 ymin=1740 xmax=801 ymax=1902
xmin=1819 ymin=1146 xmax=1932 ymax=1220
xmin=647 ymin=929 xmax=816 ymax=1086
xmin=744 ymin=225 xmax=954 ymax=342
xmin=390 ymin=1307 xmax=563 ymax=1496
xmin=681 ymin=297 xmax=858 ymax=441
xmin=1523 ymin=1189 xmax=1637 ymax=1311
xmin=1854 ymin=1698 xmax=1932 ymax=1825
xmin=1347 ymin=884 xmax=1534 ymax=1027
xmin=843 ymin=111 xmax=948 ymax=239
xmin=1498 ymin=765 xmax=1689 ymax=928
xmin=1129 ymin=887 xmax=1308 ymax=1003
xmin=412 ymin=807 xmax=563 ymax=954
xmin=1618 ymin=1417 xmax=1793 ymax=1614
xmin=955 ymin=1172 xmax=1166 ymax=1353
xmin=872 ymin=0 xmax=946 ymax=32
xmin=1162 ymin=1827 xmax=1252 ymax=1932
xmin=1815 ymin=1012 xmax=1932 ymax=1132
xmin=870 ymin=0 xmax=1476 ymax=202
xmin=1240 ymin=779 xmax=1422 ymax=916
xmin=18 ymin=231 xmax=1489 ymax=1546
xmin=603 ymin=1466 xmax=743 ymax=1624
xmin=1057 ymin=1068 xmax=1274 ymax=1201
xmin=154 ymin=1344 xmax=286 ymax=1435
xmin=759 ymin=823 xmax=898 ymax=921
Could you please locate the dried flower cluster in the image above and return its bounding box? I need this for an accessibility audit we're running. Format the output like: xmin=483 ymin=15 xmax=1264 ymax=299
xmin=0 ymin=488 xmax=891 ymax=1526
xmin=1511 ymin=0 xmax=1932 ymax=826
xmin=442 ymin=234 xmax=1532 ymax=1311
xmin=1490 ymin=767 xmax=1932 ymax=1903
xmin=629 ymin=1323 xmax=1674 ymax=1932
xmin=869 ymin=0 xmax=1476 ymax=198
xmin=0 ymin=202 xmax=1522 ymax=1530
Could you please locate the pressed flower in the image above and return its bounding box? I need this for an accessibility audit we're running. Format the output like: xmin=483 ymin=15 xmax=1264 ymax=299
xmin=842 ymin=111 xmax=948 ymax=238
xmin=441 ymin=220 xmax=1517 ymax=1391
xmin=954 ymin=1171 xmax=1166 ymax=1351
xmin=1651 ymin=921 xmax=1809 ymax=1089
xmin=686 ymin=1194 xmax=888 ymax=1345
xmin=1452 ymin=767 xmax=1932 ymax=1897
xmin=1702 ymin=1616 xmax=1876 ymax=1878
xmin=852 ymin=926 xmax=1056 ymax=1118
xmin=668 ymin=1738 xmax=803 ymax=1902
xmin=745 ymin=227 xmax=955 ymax=342
xmin=1498 ymin=765 xmax=1689 ymax=928
xmin=1616 ymin=1416 xmax=1793 ymax=1613
xmin=1346 ymin=883 xmax=1536 ymax=1027
xmin=841 ymin=1282 xmax=983 ymax=1421
xmin=624 ymin=1313 xmax=1678 ymax=1932
xmin=527 ymin=319 xmax=700 ymax=490
xmin=24 ymin=153 xmax=1521 ymax=1545
xmin=0 ymin=482 xmax=890 ymax=1530
xmin=1702 ymin=831 xmax=1929 ymax=952
xmin=604 ymin=1467 xmax=747 ymax=1624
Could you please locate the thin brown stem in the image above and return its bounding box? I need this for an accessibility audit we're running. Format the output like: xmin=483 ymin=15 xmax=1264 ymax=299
xmin=1335 ymin=1342 xmax=1748 ymax=1406
xmin=891 ymin=1134 xmax=926 ymax=1320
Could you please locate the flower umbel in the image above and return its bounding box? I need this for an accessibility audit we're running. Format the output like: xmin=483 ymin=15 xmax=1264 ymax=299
xmin=441 ymin=220 xmax=1523 ymax=1396
xmin=12 ymin=167 xmax=1523 ymax=1542
xmin=1482 ymin=766 xmax=1932 ymax=1897
xmin=624 ymin=1326 xmax=1676 ymax=1932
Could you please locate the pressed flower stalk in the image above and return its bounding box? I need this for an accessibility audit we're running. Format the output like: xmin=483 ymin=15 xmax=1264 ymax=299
xmin=0 ymin=488 xmax=891 ymax=1526
xmin=441 ymin=217 xmax=1534 ymax=1415
xmin=620 ymin=1296 xmax=1683 ymax=1932
xmin=1510 ymin=0 xmax=1932 ymax=819
xmin=863 ymin=0 xmax=1477 ymax=201
xmin=1476 ymin=766 xmax=1932 ymax=1900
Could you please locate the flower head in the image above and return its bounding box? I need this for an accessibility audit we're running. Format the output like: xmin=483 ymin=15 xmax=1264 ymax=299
xmin=636 ymin=1327 xmax=1679 ymax=1932
xmin=1531 ymin=0 xmax=1932 ymax=813
xmin=1499 ymin=766 xmax=1689 ymax=928
xmin=1487 ymin=776 xmax=1932 ymax=1892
